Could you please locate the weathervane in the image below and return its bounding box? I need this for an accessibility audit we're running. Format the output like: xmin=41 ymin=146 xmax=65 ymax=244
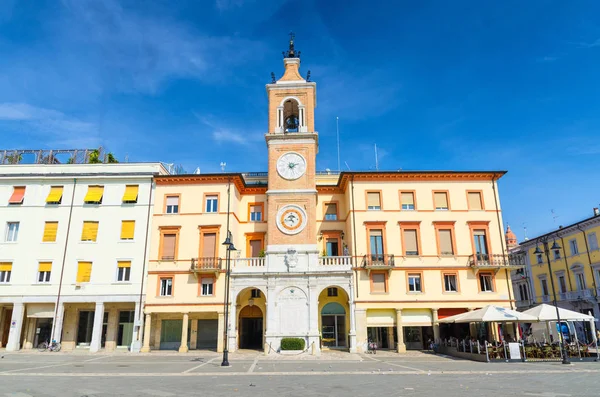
xmin=283 ymin=32 xmax=300 ymax=58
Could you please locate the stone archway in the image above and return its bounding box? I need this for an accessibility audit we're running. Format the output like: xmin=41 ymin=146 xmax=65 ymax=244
xmin=238 ymin=305 xmax=263 ymax=350
xmin=318 ymin=286 xmax=350 ymax=349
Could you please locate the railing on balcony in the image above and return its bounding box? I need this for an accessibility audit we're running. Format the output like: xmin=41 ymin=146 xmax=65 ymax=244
xmin=319 ymin=256 xmax=352 ymax=266
xmin=541 ymin=295 xmax=551 ymax=303
xmin=190 ymin=257 xmax=222 ymax=272
xmin=235 ymin=257 xmax=265 ymax=267
xmin=362 ymin=254 xmax=395 ymax=268
xmin=468 ymin=254 xmax=525 ymax=270
xmin=566 ymin=289 xmax=595 ymax=300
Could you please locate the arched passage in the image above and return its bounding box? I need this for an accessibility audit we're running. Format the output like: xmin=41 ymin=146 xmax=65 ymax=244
xmin=235 ymin=287 xmax=266 ymax=350
xmin=318 ymin=286 xmax=350 ymax=349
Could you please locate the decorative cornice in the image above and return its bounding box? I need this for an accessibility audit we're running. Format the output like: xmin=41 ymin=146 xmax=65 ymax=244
xmin=155 ymin=174 xmax=267 ymax=194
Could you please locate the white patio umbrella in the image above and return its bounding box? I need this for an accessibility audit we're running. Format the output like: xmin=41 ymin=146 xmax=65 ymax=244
xmin=439 ymin=305 xmax=538 ymax=324
xmin=523 ymin=304 xmax=594 ymax=321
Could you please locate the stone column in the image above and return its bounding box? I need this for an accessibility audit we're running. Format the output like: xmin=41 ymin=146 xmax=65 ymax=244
xmin=217 ymin=312 xmax=224 ymax=353
xmin=355 ymin=308 xmax=367 ymax=353
xmin=23 ymin=317 xmax=35 ymax=350
xmin=179 ymin=313 xmax=189 ymax=353
xmin=52 ymin=302 xmax=65 ymax=343
xmin=468 ymin=308 xmax=476 ymax=338
xmin=432 ymin=308 xmax=440 ymax=342
xmin=105 ymin=308 xmax=118 ymax=352
xmin=141 ymin=313 xmax=152 ymax=353
xmin=265 ymin=285 xmax=276 ymax=336
xmin=89 ymin=302 xmax=105 ymax=353
xmin=396 ymin=309 xmax=406 ymax=353
xmin=190 ymin=318 xmax=198 ymax=350
xmin=6 ymin=303 xmax=25 ymax=351
xmin=153 ymin=316 xmax=162 ymax=349
xmin=227 ymin=304 xmax=238 ymax=353
xmin=131 ymin=300 xmax=142 ymax=352
xmin=308 ymin=283 xmax=320 ymax=356
xmin=348 ymin=299 xmax=357 ymax=353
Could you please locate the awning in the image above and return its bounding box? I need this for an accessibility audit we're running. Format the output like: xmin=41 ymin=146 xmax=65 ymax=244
xmin=440 ymin=305 xmax=537 ymax=323
xmin=367 ymin=309 xmax=396 ymax=327
xmin=84 ymin=185 xmax=104 ymax=203
xmin=8 ymin=186 xmax=25 ymax=204
xmin=523 ymin=304 xmax=595 ymax=321
xmin=402 ymin=309 xmax=433 ymax=326
xmin=122 ymin=185 xmax=139 ymax=202
xmin=27 ymin=303 xmax=55 ymax=318
xmin=46 ymin=186 xmax=63 ymax=204
xmin=438 ymin=308 xmax=467 ymax=319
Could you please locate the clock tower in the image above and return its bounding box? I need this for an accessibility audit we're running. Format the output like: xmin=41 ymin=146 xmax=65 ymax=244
xmin=265 ymin=34 xmax=318 ymax=258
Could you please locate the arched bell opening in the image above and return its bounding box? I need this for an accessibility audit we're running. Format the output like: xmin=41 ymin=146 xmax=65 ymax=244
xmin=276 ymin=97 xmax=306 ymax=133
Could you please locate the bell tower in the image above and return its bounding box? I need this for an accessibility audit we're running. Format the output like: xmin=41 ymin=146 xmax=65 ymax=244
xmin=265 ymin=34 xmax=318 ymax=259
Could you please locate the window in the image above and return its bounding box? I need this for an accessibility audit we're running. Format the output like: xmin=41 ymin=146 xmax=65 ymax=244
xmin=433 ymin=192 xmax=449 ymax=210
xmin=0 ymin=262 xmax=12 ymax=283
xmin=165 ymin=196 xmax=179 ymax=214
xmin=371 ymin=273 xmax=386 ymax=293
xmin=122 ymin=185 xmax=139 ymax=203
xmin=369 ymin=229 xmax=384 ymax=261
xmin=444 ymin=274 xmax=458 ymax=292
xmin=554 ymin=250 xmax=561 ymax=260
xmin=479 ymin=273 xmax=494 ymax=292
xmin=201 ymin=278 xmax=214 ymax=296
xmin=400 ymin=192 xmax=415 ymax=210
xmin=576 ymin=272 xmax=586 ymax=291
xmin=161 ymin=233 xmax=177 ymax=260
xmin=367 ymin=192 xmax=381 ymax=210
xmin=76 ymin=261 xmax=92 ymax=283
xmin=251 ymin=288 xmax=261 ymax=298
xmin=5 ymin=222 xmax=19 ymax=242
xmin=403 ymin=229 xmax=419 ymax=256
xmin=160 ymin=278 xmax=173 ymax=296
xmin=536 ymin=254 xmax=543 ymax=264
xmin=519 ymin=284 xmax=529 ymax=301
xmin=589 ymin=232 xmax=599 ymax=251
xmin=327 ymin=287 xmax=338 ymax=297
xmin=408 ymin=274 xmax=422 ymax=292
xmin=205 ymin=195 xmax=218 ymax=213
xmin=83 ymin=185 xmax=104 ymax=204
xmin=38 ymin=262 xmax=52 ymax=283
xmin=569 ymin=239 xmax=579 ymax=255
xmin=250 ymin=204 xmax=263 ymax=222
xmin=120 ymin=221 xmax=135 ymax=240
xmin=43 ymin=221 xmax=58 ymax=242
xmin=8 ymin=186 xmax=25 ymax=205
xmin=81 ymin=221 xmax=99 ymax=242
xmin=438 ymin=229 xmax=454 ymax=256
xmin=46 ymin=186 xmax=63 ymax=204
xmin=558 ymin=275 xmax=567 ymax=293
xmin=467 ymin=191 xmax=483 ymax=210
xmin=540 ymin=278 xmax=549 ymax=296
xmin=326 ymin=238 xmax=339 ymax=256
xmin=325 ymin=203 xmax=338 ymax=220
xmin=473 ymin=230 xmax=489 ymax=261
xmin=117 ymin=261 xmax=131 ymax=282
xmin=249 ymin=239 xmax=262 ymax=258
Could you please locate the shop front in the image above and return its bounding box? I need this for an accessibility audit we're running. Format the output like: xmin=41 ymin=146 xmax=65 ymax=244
xmin=366 ymin=309 xmax=397 ymax=350
xmin=402 ymin=309 xmax=433 ymax=350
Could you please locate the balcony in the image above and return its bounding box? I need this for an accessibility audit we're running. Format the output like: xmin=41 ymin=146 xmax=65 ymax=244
xmin=515 ymin=299 xmax=534 ymax=309
xmin=361 ymin=254 xmax=395 ymax=274
xmin=468 ymin=254 xmax=525 ymax=273
xmin=190 ymin=257 xmax=222 ymax=277
xmin=318 ymin=256 xmax=353 ymax=272
xmin=232 ymin=257 xmax=266 ymax=274
xmin=541 ymin=295 xmax=551 ymax=303
xmin=566 ymin=289 xmax=596 ymax=301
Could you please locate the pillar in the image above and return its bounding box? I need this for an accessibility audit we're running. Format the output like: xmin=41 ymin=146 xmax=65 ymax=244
xmin=227 ymin=304 xmax=238 ymax=353
xmin=131 ymin=300 xmax=142 ymax=352
xmin=104 ymin=308 xmax=118 ymax=352
xmin=467 ymin=308 xmax=476 ymax=339
xmin=348 ymin=300 xmax=357 ymax=353
xmin=217 ymin=312 xmax=224 ymax=353
xmin=265 ymin=285 xmax=276 ymax=337
xmin=141 ymin=313 xmax=152 ymax=353
xmin=6 ymin=303 xmax=25 ymax=351
xmin=190 ymin=318 xmax=198 ymax=350
xmin=179 ymin=313 xmax=189 ymax=353
xmin=396 ymin=309 xmax=406 ymax=353
xmin=355 ymin=308 xmax=367 ymax=352
xmin=89 ymin=302 xmax=105 ymax=353
xmin=432 ymin=308 xmax=440 ymax=342
xmin=308 ymin=284 xmax=320 ymax=356
xmin=153 ymin=316 xmax=162 ymax=349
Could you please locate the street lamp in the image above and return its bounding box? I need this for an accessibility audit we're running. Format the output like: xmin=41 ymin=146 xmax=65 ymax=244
xmin=221 ymin=231 xmax=235 ymax=367
xmin=534 ymin=238 xmax=570 ymax=364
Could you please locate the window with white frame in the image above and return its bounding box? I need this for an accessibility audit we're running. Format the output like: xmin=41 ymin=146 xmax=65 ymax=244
xmin=327 ymin=287 xmax=338 ymax=297
xmin=536 ymin=254 xmax=543 ymax=264
xmin=205 ymin=195 xmax=218 ymax=213
xmin=117 ymin=261 xmax=131 ymax=282
xmin=479 ymin=273 xmax=494 ymax=292
xmin=37 ymin=262 xmax=52 ymax=283
xmin=251 ymin=288 xmax=261 ymax=298
xmin=553 ymin=249 xmax=561 ymax=260
xmin=575 ymin=272 xmax=586 ymax=291
xmin=589 ymin=232 xmax=599 ymax=251
xmin=408 ymin=274 xmax=422 ymax=292
xmin=201 ymin=278 xmax=214 ymax=296
xmin=160 ymin=278 xmax=173 ymax=296
xmin=165 ymin=196 xmax=179 ymax=214
xmin=5 ymin=222 xmax=19 ymax=242
xmin=400 ymin=192 xmax=415 ymax=210
xmin=518 ymin=284 xmax=529 ymax=301
xmin=0 ymin=262 xmax=12 ymax=283
xmin=250 ymin=205 xmax=263 ymax=222
xmin=366 ymin=192 xmax=381 ymax=210
xmin=540 ymin=278 xmax=549 ymax=296
xmin=569 ymin=239 xmax=579 ymax=255
xmin=557 ymin=274 xmax=567 ymax=293
xmin=443 ymin=274 xmax=458 ymax=292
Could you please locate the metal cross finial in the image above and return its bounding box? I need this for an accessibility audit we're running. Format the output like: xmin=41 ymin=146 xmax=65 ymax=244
xmin=306 ymin=70 xmax=311 ymax=82
xmin=283 ymin=32 xmax=300 ymax=58
xmin=289 ymin=32 xmax=295 ymax=43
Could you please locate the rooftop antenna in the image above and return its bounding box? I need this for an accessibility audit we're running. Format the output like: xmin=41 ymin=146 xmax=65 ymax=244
xmin=374 ymin=144 xmax=379 ymax=171
xmin=220 ymin=162 xmax=226 ymax=172
xmin=194 ymin=167 xmax=201 ymax=174
xmin=522 ymin=223 xmax=528 ymax=241
xmin=344 ymin=161 xmax=351 ymax=171
xmin=551 ymin=209 xmax=559 ymax=225
xmin=336 ymin=117 xmax=341 ymax=172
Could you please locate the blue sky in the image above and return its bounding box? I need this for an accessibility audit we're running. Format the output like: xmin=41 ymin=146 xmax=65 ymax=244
xmin=1 ymin=0 xmax=600 ymax=238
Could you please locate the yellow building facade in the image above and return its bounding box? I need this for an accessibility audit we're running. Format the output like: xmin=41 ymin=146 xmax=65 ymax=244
xmin=140 ymin=37 xmax=517 ymax=354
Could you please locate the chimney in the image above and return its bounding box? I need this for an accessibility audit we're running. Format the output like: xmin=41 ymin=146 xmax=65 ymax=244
xmin=594 ymin=207 xmax=600 ymax=217
xmin=559 ymin=225 xmax=563 ymax=229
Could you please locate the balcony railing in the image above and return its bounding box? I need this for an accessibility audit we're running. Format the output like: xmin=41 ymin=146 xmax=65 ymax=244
xmin=541 ymin=295 xmax=551 ymax=303
xmin=190 ymin=257 xmax=222 ymax=272
xmin=362 ymin=254 xmax=395 ymax=268
xmin=468 ymin=254 xmax=525 ymax=270
xmin=566 ymin=289 xmax=595 ymax=301
xmin=235 ymin=257 xmax=265 ymax=268
xmin=319 ymin=256 xmax=352 ymax=266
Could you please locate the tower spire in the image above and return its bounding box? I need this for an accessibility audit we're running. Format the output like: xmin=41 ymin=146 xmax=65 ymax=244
xmin=283 ymin=32 xmax=301 ymax=59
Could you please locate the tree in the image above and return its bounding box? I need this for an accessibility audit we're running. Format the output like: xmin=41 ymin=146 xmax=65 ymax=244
xmin=88 ymin=149 xmax=102 ymax=164
xmin=5 ymin=154 xmax=22 ymax=164
xmin=106 ymin=153 xmax=118 ymax=163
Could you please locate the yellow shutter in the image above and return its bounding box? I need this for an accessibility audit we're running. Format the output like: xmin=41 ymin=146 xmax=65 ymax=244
xmin=76 ymin=261 xmax=92 ymax=282
xmin=117 ymin=261 xmax=131 ymax=268
xmin=81 ymin=221 xmax=99 ymax=241
xmin=46 ymin=186 xmax=64 ymax=204
xmin=120 ymin=221 xmax=135 ymax=240
xmin=38 ymin=262 xmax=52 ymax=272
xmin=43 ymin=222 xmax=58 ymax=242
xmin=122 ymin=185 xmax=139 ymax=203
xmin=84 ymin=186 xmax=104 ymax=203
xmin=325 ymin=203 xmax=337 ymax=215
xmin=0 ymin=262 xmax=12 ymax=271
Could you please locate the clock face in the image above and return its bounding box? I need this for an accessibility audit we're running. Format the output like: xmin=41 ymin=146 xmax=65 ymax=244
xmin=276 ymin=152 xmax=306 ymax=180
xmin=276 ymin=205 xmax=307 ymax=235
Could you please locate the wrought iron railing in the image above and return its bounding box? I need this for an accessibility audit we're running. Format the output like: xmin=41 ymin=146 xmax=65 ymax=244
xmin=361 ymin=254 xmax=395 ymax=268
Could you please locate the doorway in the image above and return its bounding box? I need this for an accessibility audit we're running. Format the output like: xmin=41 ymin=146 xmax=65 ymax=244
xmin=1 ymin=309 xmax=12 ymax=347
xmin=239 ymin=305 xmax=263 ymax=350
xmin=196 ymin=319 xmax=218 ymax=349
xmin=77 ymin=311 xmax=94 ymax=346
xmin=368 ymin=327 xmax=397 ymax=349
xmin=34 ymin=318 xmax=53 ymax=347
xmin=160 ymin=319 xmax=183 ymax=350
xmin=321 ymin=302 xmax=346 ymax=348
xmin=117 ymin=311 xmax=135 ymax=347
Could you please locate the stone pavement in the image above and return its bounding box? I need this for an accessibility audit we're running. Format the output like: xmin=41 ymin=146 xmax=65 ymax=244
xmin=0 ymin=350 xmax=599 ymax=396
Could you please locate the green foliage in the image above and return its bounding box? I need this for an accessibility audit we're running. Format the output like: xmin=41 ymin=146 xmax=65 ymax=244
xmin=258 ymin=249 xmax=266 ymax=258
xmin=6 ymin=154 xmax=22 ymax=164
xmin=106 ymin=153 xmax=118 ymax=163
xmin=88 ymin=149 xmax=102 ymax=164
xmin=321 ymin=250 xmax=328 ymax=257
xmin=280 ymin=338 xmax=305 ymax=351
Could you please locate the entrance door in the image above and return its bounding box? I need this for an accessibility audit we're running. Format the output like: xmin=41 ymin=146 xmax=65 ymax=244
xmin=196 ymin=319 xmax=218 ymax=349
xmin=77 ymin=311 xmax=94 ymax=346
xmin=473 ymin=230 xmax=489 ymax=262
xmin=117 ymin=311 xmax=135 ymax=347
xmin=404 ymin=326 xmax=423 ymax=350
xmin=367 ymin=327 xmax=389 ymax=349
xmin=1 ymin=309 xmax=12 ymax=346
xmin=240 ymin=318 xmax=263 ymax=349
xmin=160 ymin=319 xmax=183 ymax=350
xmin=34 ymin=318 xmax=53 ymax=347
xmin=321 ymin=315 xmax=346 ymax=347
xmin=326 ymin=239 xmax=339 ymax=256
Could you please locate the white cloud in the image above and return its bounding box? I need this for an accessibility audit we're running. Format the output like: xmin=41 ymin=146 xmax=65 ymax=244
xmin=0 ymin=103 xmax=62 ymax=120
xmin=195 ymin=113 xmax=262 ymax=146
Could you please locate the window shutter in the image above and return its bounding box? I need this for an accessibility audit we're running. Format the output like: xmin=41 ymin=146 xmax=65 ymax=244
xmin=162 ymin=234 xmax=176 ymax=259
xmin=372 ymin=273 xmax=386 ymax=292
xmin=474 ymin=230 xmax=486 ymax=236
xmin=202 ymin=233 xmax=217 ymax=257
xmin=8 ymin=186 xmax=25 ymax=204
xmin=468 ymin=192 xmax=482 ymax=210
xmin=401 ymin=192 xmax=414 ymax=206
xmin=249 ymin=240 xmax=262 ymax=257
xmin=439 ymin=229 xmax=454 ymax=255
xmin=84 ymin=186 xmax=104 ymax=203
xmin=76 ymin=261 xmax=92 ymax=282
xmin=166 ymin=196 xmax=179 ymax=206
xmin=43 ymin=222 xmax=58 ymax=242
xmin=46 ymin=186 xmax=64 ymax=203
xmin=370 ymin=229 xmax=383 ymax=237
xmin=367 ymin=192 xmax=381 ymax=208
xmin=122 ymin=185 xmax=139 ymax=203
xmin=434 ymin=192 xmax=448 ymax=209
xmin=325 ymin=203 xmax=337 ymax=215
xmin=120 ymin=221 xmax=135 ymax=240
xmin=38 ymin=262 xmax=52 ymax=272
xmin=81 ymin=221 xmax=99 ymax=241
xmin=404 ymin=230 xmax=418 ymax=254
xmin=117 ymin=261 xmax=131 ymax=268
xmin=0 ymin=262 xmax=13 ymax=271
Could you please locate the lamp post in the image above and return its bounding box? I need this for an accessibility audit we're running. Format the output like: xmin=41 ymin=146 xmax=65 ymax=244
xmin=221 ymin=231 xmax=235 ymax=367
xmin=534 ymin=238 xmax=570 ymax=364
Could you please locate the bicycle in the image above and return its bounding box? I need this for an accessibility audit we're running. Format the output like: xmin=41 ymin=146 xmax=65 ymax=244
xmin=366 ymin=340 xmax=378 ymax=354
xmin=38 ymin=340 xmax=61 ymax=352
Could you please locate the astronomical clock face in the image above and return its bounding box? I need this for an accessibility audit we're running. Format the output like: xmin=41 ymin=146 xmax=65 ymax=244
xmin=276 ymin=152 xmax=306 ymax=180
xmin=276 ymin=205 xmax=307 ymax=235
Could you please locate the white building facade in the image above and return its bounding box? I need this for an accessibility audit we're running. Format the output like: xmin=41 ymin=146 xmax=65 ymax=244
xmin=0 ymin=163 xmax=166 ymax=352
